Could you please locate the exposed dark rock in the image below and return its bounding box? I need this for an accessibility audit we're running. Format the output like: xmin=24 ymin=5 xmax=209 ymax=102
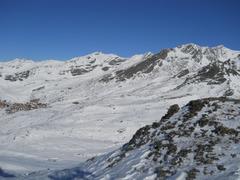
xmin=97 ymin=97 xmax=240 ymax=179
xmin=217 ymin=165 xmax=226 ymax=171
xmin=72 ymin=101 xmax=79 ymax=105
xmin=0 ymin=100 xmax=9 ymax=109
xmin=186 ymin=168 xmax=200 ymax=180
xmin=197 ymin=63 xmax=227 ymax=84
xmin=155 ymin=168 xmax=173 ymax=179
xmin=181 ymin=44 xmax=204 ymax=62
xmin=160 ymin=122 xmax=176 ymax=131
xmin=181 ymin=44 xmax=199 ymax=54
xmin=125 ymin=125 xmax=151 ymax=150
xmin=71 ymin=68 xmax=89 ymax=76
xmin=6 ymin=99 xmax=47 ymax=114
xmin=5 ymin=75 xmax=17 ymax=81
xmin=99 ymin=74 xmax=114 ymax=82
xmin=194 ymin=143 xmax=215 ymax=164
xmin=162 ymin=104 xmax=180 ymax=120
xmin=212 ymin=126 xmax=238 ymax=136
xmin=99 ymin=49 xmax=170 ymax=82
xmin=196 ymin=115 xmax=209 ymax=127
xmin=188 ymin=99 xmax=206 ymax=114
xmin=102 ymin=67 xmax=109 ymax=71
xmin=224 ymin=88 xmax=234 ymax=96
xmin=89 ymin=59 xmax=96 ymax=64
xmin=177 ymin=69 xmax=189 ymax=78
xmin=32 ymin=86 xmax=45 ymax=92
xmin=5 ymin=70 xmax=30 ymax=82
xmin=178 ymin=149 xmax=192 ymax=158
xmin=115 ymin=51 xmax=168 ymax=81
xmin=108 ymin=58 xmax=124 ymax=65
xmin=177 ymin=61 xmax=240 ymax=89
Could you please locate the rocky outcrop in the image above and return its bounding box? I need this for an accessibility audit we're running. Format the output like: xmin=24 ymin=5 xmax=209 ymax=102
xmin=0 ymin=100 xmax=9 ymax=109
xmin=70 ymin=68 xmax=89 ymax=76
xmin=5 ymin=99 xmax=47 ymax=114
xmin=78 ymin=97 xmax=240 ymax=180
xmin=100 ymin=49 xmax=169 ymax=82
xmin=177 ymin=60 xmax=240 ymax=90
xmin=5 ymin=70 xmax=30 ymax=82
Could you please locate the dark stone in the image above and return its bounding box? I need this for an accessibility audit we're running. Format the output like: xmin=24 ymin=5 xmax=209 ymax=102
xmin=102 ymin=67 xmax=109 ymax=71
xmin=155 ymin=168 xmax=173 ymax=179
xmin=177 ymin=69 xmax=189 ymax=78
xmin=188 ymin=99 xmax=207 ymax=114
xmin=108 ymin=58 xmax=124 ymax=65
xmin=126 ymin=125 xmax=151 ymax=149
xmin=6 ymin=100 xmax=47 ymax=114
xmin=0 ymin=100 xmax=9 ymax=109
xmin=212 ymin=126 xmax=238 ymax=136
xmin=186 ymin=168 xmax=199 ymax=180
xmin=216 ymin=165 xmax=226 ymax=171
xmin=32 ymin=86 xmax=45 ymax=92
xmin=197 ymin=116 xmax=209 ymax=127
xmin=99 ymin=74 xmax=114 ymax=83
xmin=72 ymin=101 xmax=79 ymax=104
xmin=71 ymin=68 xmax=89 ymax=76
xmin=224 ymin=89 xmax=234 ymax=96
xmin=5 ymin=70 xmax=30 ymax=82
xmin=162 ymin=104 xmax=180 ymax=120
xmin=100 ymin=49 xmax=170 ymax=82
xmin=152 ymin=122 xmax=160 ymax=129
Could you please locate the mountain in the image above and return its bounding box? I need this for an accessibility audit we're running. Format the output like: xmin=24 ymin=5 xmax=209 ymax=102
xmin=0 ymin=44 xmax=240 ymax=177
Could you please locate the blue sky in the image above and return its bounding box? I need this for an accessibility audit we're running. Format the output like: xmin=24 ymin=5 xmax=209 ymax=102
xmin=0 ymin=0 xmax=239 ymax=61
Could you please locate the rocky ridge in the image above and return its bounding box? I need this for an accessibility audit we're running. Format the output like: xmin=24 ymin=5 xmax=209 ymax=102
xmin=45 ymin=97 xmax=240 ymax=180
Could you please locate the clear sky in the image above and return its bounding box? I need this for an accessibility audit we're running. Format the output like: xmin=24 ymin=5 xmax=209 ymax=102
xmin=0 ymin=0 xmax=240 ymax=61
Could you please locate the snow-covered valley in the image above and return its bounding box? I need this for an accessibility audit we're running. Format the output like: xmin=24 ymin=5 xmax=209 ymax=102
xmin=0 ymin=44 xmax=240 ymax=179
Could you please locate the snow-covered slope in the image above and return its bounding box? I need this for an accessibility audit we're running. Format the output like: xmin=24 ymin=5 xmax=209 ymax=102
xmin=26 ymin=97 xmax=240 ymax=180
xmin=0 ymin=44 xmax=240 ymax=176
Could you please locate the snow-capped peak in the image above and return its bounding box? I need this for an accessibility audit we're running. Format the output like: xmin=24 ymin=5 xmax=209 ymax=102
xmin=2 ymin=58 xmax=34 ymax=65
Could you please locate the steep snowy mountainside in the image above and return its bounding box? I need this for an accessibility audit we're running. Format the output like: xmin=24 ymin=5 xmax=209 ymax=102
xmin=100 ymin=44 xmax=240 ymax=99
xmin=0 ymin=44 xmax=240 ymax=174
xmin=100 ymin=44 xmax=240 ymax=83
xmin=28 ymin=97 xmax=240 ymax=180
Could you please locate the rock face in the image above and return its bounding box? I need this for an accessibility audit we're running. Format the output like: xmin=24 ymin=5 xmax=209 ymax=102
xmin=100 ymin=49 xmax=170 ymax=82
xmin=0 ymin=100 xmax=9 ymax=109
xmin=44 ymin=97 xmax=240 ymax=180
xmin=97 ymin=44 xmax=240 ymax=99
xmin=4 ymin=70 xmax=30 ymax=81
xmin=179 ymin=60 xmax=239 ymax=87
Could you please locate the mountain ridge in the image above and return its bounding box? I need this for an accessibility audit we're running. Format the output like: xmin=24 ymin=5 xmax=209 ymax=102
xmin=1 ymin=43 xmax=239 ymax=63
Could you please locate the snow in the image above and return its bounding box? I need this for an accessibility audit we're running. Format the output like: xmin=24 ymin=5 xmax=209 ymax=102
xmin=0 ymin=44 xmax=240 ymax=178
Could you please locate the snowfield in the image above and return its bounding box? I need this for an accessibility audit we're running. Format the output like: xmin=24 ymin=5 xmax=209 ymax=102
xmin=0 ymin=44 xmax=240 ymax=179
